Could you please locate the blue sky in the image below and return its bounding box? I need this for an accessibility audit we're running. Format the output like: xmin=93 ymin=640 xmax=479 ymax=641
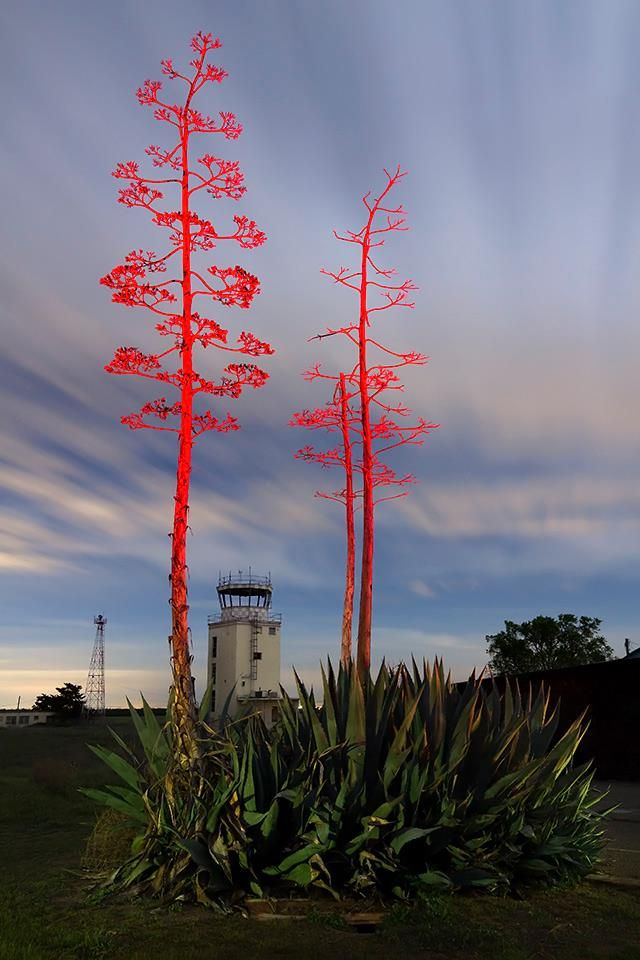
xmin=1 ymin=0 xmax=639 ymax=706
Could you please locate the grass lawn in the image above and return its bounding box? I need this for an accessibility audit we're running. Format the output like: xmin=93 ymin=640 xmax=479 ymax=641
xmin=1 ymin=720 xmax=639 ymax=960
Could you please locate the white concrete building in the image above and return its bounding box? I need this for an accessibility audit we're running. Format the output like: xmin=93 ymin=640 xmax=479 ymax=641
xmin=207 ymin=571 xmax=282 ymax=727
xmin=0 ymin=710 xmax=54 ymax=727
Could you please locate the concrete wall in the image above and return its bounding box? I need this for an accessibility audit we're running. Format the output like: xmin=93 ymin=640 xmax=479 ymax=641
xmin=0 ymin=712 xmax=53 ymax=726
xmin=208 ymin=616 xmax=281 ymax=722
xmin=253 ymin=621 xmax=281 ymax=695
xmin=208 ymin=621 xmax=238 ymax=714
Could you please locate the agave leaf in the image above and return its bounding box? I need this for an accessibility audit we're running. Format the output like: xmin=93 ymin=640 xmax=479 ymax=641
xmin=177 ymin=838 xmax=214 ymax=870
xmin=520 ymin=857 xmax=554 ymax=873
xmin=346 ymin=668 xmax=366 ymax=745
xmin=320 ymin=660 xmax=338 ymax=745
xmin=416 ymin=869 xmax=453 ymax=890
xmin=120 ymin=856 xmax=154 ymax=889
xmin=105 ymin=725 xmax=138 ymax=763
xmin=452 ymin=868 xmax=502 ymax=890
xmin=102 ymin=783 xmax=147 ymax=809
xmin=389 ymin=827 xmax=437 ymax=854
xmin=79 ymin=787 xmax=148 ymax=824
xmin=211 ymin=834 xmax=234 ymax=884
xmin=124 ymin=697 xmax=169 ymax=780
xmin=239 ymin=734 xmax=257 ymax=813
xmin=88 ymin=743 xmax=141 ymax=791
xmin=483 ymin=760 xmax=541 ymax=801
xmin=198 ymin=681 xmax=214 ymax=723
xmin=308 ymin=699 xmax=330 ymax=755
xmin=218 ymin=683 xmax=238 ymax=729
xmin=263 ymin=843 xmax=319 ymax=876
xmin=537 ymin=712 xmax=588 ymax=780
xmin=282 ymin=861 xmax=314 ymax=886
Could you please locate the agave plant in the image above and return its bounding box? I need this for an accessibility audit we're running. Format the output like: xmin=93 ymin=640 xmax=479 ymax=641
xmin=83 ymin=660 xmax=609 ymax=906
xmin=233 ymin=660 xmax=608 ymax=896
xmin=81 ymin=690 xmax=252 ymax=906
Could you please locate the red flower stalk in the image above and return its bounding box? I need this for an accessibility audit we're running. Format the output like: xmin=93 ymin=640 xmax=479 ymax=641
xmin=102 ymin=32 xmax=272 ymax=740
xmin=290 ymin=373 xmax=358 ymax=664
xmin=293 ymin=168 xmax=438 ymax=676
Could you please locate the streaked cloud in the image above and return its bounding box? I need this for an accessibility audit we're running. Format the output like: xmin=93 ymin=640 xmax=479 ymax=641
xmin=409 ymin=579 xmax=436 ymax=598
xmin=399 ymin=475 xmax=640 ymax=541
xmin=1 ymin=1 xmax=639 ymax=702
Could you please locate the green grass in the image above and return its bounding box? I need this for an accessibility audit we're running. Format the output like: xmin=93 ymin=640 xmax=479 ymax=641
xmin=1 ymin=721 xmax=639 ymax=960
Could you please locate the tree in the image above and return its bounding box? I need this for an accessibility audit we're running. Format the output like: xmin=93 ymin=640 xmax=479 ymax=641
xmin=486 ymin=614 xmax=615 ymax=676
xmin=292 ymin=167 xmax=437 ymax=675
xmin=33 ymin=683 xmax=85 ymax=719
xmin=101 ymin=32 xmax=271 ymax=753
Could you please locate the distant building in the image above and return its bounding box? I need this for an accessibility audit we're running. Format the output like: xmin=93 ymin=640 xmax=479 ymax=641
xmin=624 ymin=638 xmax=640 ymax=659
xmin=207 ymin=571 xmax=282 ymax=727
xmin=0 ymin=710 xmax=54 ymax=727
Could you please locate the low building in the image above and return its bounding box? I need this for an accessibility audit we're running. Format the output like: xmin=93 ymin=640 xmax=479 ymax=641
xmin=207 ymin=571 xmax=282 ymax=727
xmin=0 ymin=709 xmax=55 ymax=727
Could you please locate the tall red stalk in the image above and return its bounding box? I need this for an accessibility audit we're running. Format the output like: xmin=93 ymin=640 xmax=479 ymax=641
xmin=289 ymin=374 xmax=359 ymax=663
xmin=101 ymin=33 xmax=271 ymax=740
xmin=295 ymin=167 xmax=437 ymax=676
xmin=339 ymin=374 xmax=355 ymax=664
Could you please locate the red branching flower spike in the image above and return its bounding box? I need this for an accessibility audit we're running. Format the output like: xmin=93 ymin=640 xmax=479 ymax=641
xmin=236 ymin=332 xmax=275 ymax=356
xmin=198 ymin=156 xmax=246 ymax=199
xmin=206 ymin=266 xmax=261 ymax=307
xmin=102 ymin=32 xmax=273 ymax=727
xmin=105 ymin=347 xmax=162 ymax=376
xmin=191 ymin=411 xmax=239 ymax=437
xmin=291 ymin=168 xmax=439 ymax=675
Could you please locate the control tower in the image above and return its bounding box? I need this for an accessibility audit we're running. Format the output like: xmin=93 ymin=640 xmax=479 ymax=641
xmin=207 ymin=570 xmax=282 ymax=727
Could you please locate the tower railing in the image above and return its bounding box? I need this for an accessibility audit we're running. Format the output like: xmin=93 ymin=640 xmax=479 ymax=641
xmin=218 ymin=572 xmax=272 ymax=590
xmin=208 ymin=611 xmax=282 ymax=624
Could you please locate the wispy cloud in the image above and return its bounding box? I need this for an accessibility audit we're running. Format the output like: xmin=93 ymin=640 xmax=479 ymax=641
xmin=1 ymin=2 xmax=639 ymax=702
xmin=409 ymin=579 xmax=436 ymax=598
xmin=399 ymin=475 xmax=640 ymax=542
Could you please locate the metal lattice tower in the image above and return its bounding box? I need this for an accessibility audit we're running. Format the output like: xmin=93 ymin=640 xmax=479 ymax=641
xmin=85 ymin=615 xmax=106 ymax=718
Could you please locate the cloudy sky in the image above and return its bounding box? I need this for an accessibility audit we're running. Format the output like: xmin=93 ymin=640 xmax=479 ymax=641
xmin=1 ymin=0 xmax=639 ymax=707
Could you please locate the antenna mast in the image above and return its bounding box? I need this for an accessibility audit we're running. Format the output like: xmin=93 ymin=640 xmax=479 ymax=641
xmin=85 ymin=615 xmax=106 ymax=719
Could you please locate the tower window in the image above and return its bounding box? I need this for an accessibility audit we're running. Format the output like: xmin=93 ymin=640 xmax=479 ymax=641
xmin=211 ymin=636 xmax=217 ymax=657
xmin=211 ymin=664 xmax=217 ymax=685
xmin=253 ymin=651 xmax=263 ymax=660
xmin=211 ymin=691 xmax=216 ymax=713
xmin=269 ymin=626 xmax=277 ymax=636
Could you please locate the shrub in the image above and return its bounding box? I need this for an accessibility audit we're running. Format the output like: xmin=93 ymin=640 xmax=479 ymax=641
xmin=82 ymin=660 xmax=609 ymax=907
xmin=82 ymin=808 xmax=138 ymax=871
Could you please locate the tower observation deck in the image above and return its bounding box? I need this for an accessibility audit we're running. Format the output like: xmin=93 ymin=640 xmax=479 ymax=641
xmin=207 ymin=570 xmax=282 ymax=727
xmin=215 ymin=570 xmax=281 ymax=623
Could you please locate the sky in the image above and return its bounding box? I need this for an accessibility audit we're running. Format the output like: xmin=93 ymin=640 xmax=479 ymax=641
xmin=1 ymin=0 xmax=639 ymax=707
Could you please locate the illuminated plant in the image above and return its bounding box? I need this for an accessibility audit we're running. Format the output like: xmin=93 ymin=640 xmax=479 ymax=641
xmin=85 ymin=661 xmax=607 ymax=904
xmin=292 ymin=167 xmax=437 ymax=675
xmin=290 ymin=374 xmax=358 ymax=664
xmin=101 ymin=32 xmax=271 ymax=752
